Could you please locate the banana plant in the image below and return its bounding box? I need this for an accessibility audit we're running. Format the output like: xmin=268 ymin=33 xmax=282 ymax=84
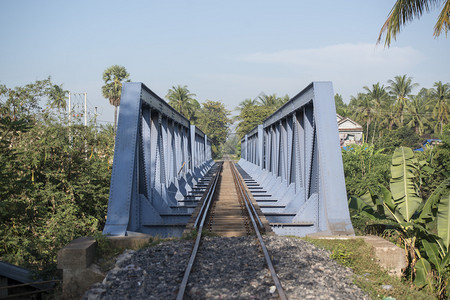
xmin=349 ymin=147 xmax=450 ymax=296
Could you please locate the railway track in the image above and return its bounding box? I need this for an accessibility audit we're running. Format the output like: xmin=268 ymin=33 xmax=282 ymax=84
xmin=177 ymin=159 xmax=287 ymax=300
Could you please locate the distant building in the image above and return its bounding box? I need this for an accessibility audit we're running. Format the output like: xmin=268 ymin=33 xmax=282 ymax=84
xmin=336 ymin=114 xmax=363 ymax=148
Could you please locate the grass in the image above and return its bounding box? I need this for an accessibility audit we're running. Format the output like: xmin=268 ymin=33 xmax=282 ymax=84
xmin=303 ymin=237 xmax=435 ymax=300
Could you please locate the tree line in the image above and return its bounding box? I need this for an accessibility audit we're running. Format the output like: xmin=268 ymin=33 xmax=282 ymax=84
xmin=0 ymin=77 xmax=114 ymax=277
xmin=336 ymin=75 xmax=449 ymax=145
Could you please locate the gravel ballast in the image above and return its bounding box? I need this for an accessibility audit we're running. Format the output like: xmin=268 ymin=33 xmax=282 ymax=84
xmin=83 ymin=236 xmax=368 ymax=299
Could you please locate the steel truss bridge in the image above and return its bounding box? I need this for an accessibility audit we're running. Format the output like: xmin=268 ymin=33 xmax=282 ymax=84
xmin=103 ymin=81 xmax=354 ymax=237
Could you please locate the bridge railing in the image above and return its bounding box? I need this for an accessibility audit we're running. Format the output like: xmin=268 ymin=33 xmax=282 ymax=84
xmin=103 ymin=82 xmax=213 ymax=236
xmin=238 ymin=82 xmax=354 ymax=236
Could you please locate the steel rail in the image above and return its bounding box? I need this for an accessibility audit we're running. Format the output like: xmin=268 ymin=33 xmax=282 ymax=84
xmin=176 ymin=161 xmax=223 ymax=300
xmin=230 ymin=161 xmax=288 ymax=300
xmin=193 ymin=162 xmax=223 ymax=228
xmin=234 ymin=169 xmax=264 ymax=230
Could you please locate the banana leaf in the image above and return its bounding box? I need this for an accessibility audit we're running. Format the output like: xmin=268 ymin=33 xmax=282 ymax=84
xmin=440 ymin=247 xmax=450 ymax=269
xmin=390 ymin=147 xmax=422 ymax=222
xmin=437 ymin=190 xmax=450 ymax=250
xmin=360 ymin=191 xmax=377 ymax=210
xmin=380 ymin=185 xmax=395 ymax=210
xmin=348 ymin=196 xmax=378 ymax=220
xmin=418 ymin=179 xmax=449 ymax=226
xmin=422 ymin=239 xmax=442 ymax=271
xmin=414 ymin=257 xmax=433 ymax=288
xmin=348 ymin=195 xmax=370 ymax=211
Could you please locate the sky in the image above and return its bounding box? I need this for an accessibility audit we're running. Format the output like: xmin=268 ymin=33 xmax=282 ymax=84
xmin=0 ymin=0 xmax=448 ymax=125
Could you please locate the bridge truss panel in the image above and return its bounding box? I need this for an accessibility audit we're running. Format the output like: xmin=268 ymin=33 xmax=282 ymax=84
xmin=103 ymin=82 xmax=213 ymax=236
xmin=238 ymin=82 xmax=354 ymax=236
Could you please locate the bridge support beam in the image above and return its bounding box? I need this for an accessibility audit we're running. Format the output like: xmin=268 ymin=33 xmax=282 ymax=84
xmin=238 ymin=82 xmax=354 ymax=236
xmin=103 ymin=82 xmax=213 ymax=236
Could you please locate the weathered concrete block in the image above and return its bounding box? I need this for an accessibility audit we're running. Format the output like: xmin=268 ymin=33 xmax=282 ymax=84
xmin=57 ymin=237 xmax=97 ymax=269
xmin=61 ymin=264 xmax=105 ymax=300
xmin=309 ymin=235 xmax=407 ymax=277
xmin=108 ymin=234 xmax=151 ymax=250
xmin=362 ymin=235 xmax=407 ymax=277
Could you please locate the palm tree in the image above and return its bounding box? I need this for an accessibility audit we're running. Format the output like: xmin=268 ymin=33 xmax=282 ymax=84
xmin=378 ymin=0 xmax=450 ymax=47
xmin=429 ymin=81 xmax=450 ymax=134
xmin=407 ymin=95 xmax=429 ymax=135
xmin=102 ymin=65 xmax=130 ymax=133
xmin=363 ymin=83 xmax=389 ymax=143
xmin=165 ymin=85 xmax=197 ymax=120
xmin=258 ymin=93 xmax=286 ymax=110
xmin=375 ymin=96 xmax=397 ymax=133
xmin=236 ymin=98 xmax=257 ymax=113
xmin=352 ymin=93 xmax=375 ymax=142
xmin=387 ymin=75 xmax=419 ymax=126
xmin=48 ymin=84 xmax=68 ymax=113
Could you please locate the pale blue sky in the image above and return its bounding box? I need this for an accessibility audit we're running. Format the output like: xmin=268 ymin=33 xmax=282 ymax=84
xmin=0 ymin=0 xmax=448 ymax=124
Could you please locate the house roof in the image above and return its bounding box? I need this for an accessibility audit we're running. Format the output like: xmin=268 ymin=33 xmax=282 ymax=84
xmin=337 ymin=117 xmax=363 ymax=131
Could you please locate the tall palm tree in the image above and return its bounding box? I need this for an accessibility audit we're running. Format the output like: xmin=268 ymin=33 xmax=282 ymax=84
xmin=379 ymin=100 xmax=398 ymax=132
xmin=387 ymin=75 xmax=419 ymax=126
xmin=363 ymin=83 xmax=389 ymax=143
xmin=429 ymin=81 xmax=450 ymax=134
xmin=48 ymin=84 xmax=69 ymax=113
xmin=102 ymin=65 xmax=130 ymax=133
xmin=236 ymin=98 xmax=257 ymax=113
xmin=407 ymin=95 xmax=429 ymax=135
xmin=352 ymin=93 xmax=375 ymax=141
xmin=378 ymin=0 xmax=450 ymax=47
xmin=165 ymin=85 xmax=197 ymax=120
xmin=258 ymin=93 xmax=286 ymax=110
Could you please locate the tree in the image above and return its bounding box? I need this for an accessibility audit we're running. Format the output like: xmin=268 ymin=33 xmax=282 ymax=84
xmin=351 ymin=93 xmax=375 ymax=142
xmin=334 ymin=93 xmax=349 ymax=117
xmin=195 ymin=100 xmax=231 ymax=158
xmin=257 ymin=93 xmax=287 ymax=109
xmin=429 ymin=81 xmax=450 ymax=134
xmin=0 ymin=79 xmax=114 ymax=277
xmin=236 ymin=98 xmax=258 ymax=113
xmin=378 ymin=0 xmax=450 ymax=47
xmin=364 ymin=83 xmax=389 ymax=143
xmin=165 ymin=85 xmax=198 ymax=121
xmin=0 ymin=77 xmax=51 ymax=122
xmin=48 ymin=84 xmax=69 ymax=113
xmin=387 ymin=75 xmax=419 ymax=126
xmin=407 ymin=95 xmax=429 ymax=135
xmin=349 ymin=147 xmax=450 ymax=297
xmin=102 ymin=65 xmax=130 ymax=133
xmin=236 ymin=105 xmax=275 ymax=138
xmin=223 ymin=134 xmax=239 ymax=155
xmin=378 ymin=97 xmax=398 ymax=132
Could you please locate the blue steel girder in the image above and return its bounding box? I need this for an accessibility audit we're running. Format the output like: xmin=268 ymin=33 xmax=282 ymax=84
xmin=238 ymin=82 xmax=354 ymax=236
xmin=103 ymin=82 xmax=213 ymax=236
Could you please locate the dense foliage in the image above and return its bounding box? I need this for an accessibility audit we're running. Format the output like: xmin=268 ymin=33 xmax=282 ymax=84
xmin=0 ymin=79 xmax=114 ymax=277
xmin=165 ymin=86 xmax=231 ymax=158
xmin=337 ymin=77 xmax=449 ymax=144
xmin=234 ymin=93 xmax=289 ymax=139
xmin=195 ymin=100 xmax=231 ymax=158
